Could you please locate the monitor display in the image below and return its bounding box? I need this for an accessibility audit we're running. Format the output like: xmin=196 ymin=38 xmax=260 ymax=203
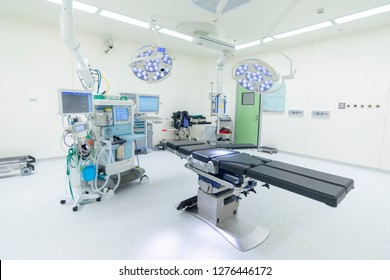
xmin=138 ymin=95 xmax=159 ymax=113
xmin=114 ymin=107 xmax=129 ymax=123
xmin=58 ymin=89 xmax=93 ymax=115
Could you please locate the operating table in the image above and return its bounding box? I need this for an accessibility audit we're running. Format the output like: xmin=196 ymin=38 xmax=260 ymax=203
xmin=167 ymin=140 xmax=354 ymax=251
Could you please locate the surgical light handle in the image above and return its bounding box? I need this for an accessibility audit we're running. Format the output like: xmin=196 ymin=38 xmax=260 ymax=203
xmin=60 ymin=0 xmax=95 ymax=89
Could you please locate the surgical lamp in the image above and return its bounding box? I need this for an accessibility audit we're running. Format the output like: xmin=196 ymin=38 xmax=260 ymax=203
xmin=232 ymin=59 xmax=279 ymax=93
xmin=232 ymin=52 xmax=296 ymax=93
xmin=129 ymin=45 xmax=174 ymax=82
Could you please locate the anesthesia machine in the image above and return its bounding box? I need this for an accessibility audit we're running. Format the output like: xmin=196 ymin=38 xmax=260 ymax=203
xmin=59 ymin=90 xmax=147 ymax=211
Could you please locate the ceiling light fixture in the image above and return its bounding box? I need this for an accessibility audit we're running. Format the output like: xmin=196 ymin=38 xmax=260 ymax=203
xmin=334 ymin=3 xmax=390 ymax=24
xmin=235 ymin=37 xmax=274 ymax=50
xmin=232 ymin=59 xmax=279 ymax=93
xmin=129 ymin=45 xmax=174 ymax=83
xmin=47 ymin=0 xmax=98 ymax=14
xmin=273 ymin=21 xmax=333 ymax=39
xmin=100 ymin=10 xmax=149 ymax=29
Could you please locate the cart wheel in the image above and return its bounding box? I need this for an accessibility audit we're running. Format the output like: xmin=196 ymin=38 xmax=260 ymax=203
xmin=140 ymin=175 xmax=149 ymax=184
xmin=21 ymin=167 xmax=32 ymax=176
xmin=60 ymin=200 xmax=66 ymax=205
xmin=72 ymin=206 xmax=78 ymax=212
xmin=96 ymin=197 xmax=101 ymax=202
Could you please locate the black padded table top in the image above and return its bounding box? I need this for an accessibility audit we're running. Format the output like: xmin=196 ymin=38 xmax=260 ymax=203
xmin=191 ymin=148 xmax=238 ymax=162
xmin=211 ymin=153 xmax=267 ymax=175
xmin=266 ymin=161 xmax=354 ymax=192
xmin=178 ymin=144 xmax=218 ymax=156
xmin=167 ymin=140 xmax=205 ymax=151
xmin=247 ymin=164 xmax=352 ymax=207
xmin=216 ymin=143 xmax=257 ymax=149
xmin=174 ymin=142 xmax=258 ymax=155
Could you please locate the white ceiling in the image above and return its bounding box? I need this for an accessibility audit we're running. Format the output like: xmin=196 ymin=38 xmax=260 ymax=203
xmin=1 ymin=0 xmax=390 ymax=58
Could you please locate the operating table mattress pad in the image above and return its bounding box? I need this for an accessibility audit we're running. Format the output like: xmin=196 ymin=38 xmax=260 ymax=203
xmin=247 ymin=164 xmax=352 ymax=207
xmin=178 ymin=144 xmax=218 ymax=156
xmin=167 ymin=140 xmax=205 ymax=151
xmin=177 ymin=143 xmax=257 ymax=156
xmin=210 ymin=153 xmax=268 ymax=175
xmin=265 ymin=161 xmax=354 ymax=192
xmin=191 ymin=148 xmax=238 ymax=162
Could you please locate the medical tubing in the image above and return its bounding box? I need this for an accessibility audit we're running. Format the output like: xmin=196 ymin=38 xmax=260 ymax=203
xmin=93 ymin=142 xmax=112 ymax=194
xmin=111 ymin=172 xmax=121 ymax=192
xmin=66 ymin=147 xmax=79 ymax=201
xmin=93 ymin=69 xmax=102 ymax=94
xmin=101 ymin=75 xmax=110 ymax=94
xmin=92 ymin=140 xmax=121 ymax=194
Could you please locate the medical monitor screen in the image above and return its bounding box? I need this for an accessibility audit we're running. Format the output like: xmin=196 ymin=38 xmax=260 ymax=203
xmin=114 ymin=107 xmax=129 ymax=122
xmin=58 ymin=89 xmax=93 ymax=115
xmin=138 ymin=95 xmax=159 ymax=113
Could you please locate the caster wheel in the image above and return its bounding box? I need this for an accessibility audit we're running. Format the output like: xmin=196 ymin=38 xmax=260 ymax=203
xmin=21 ymin=167 xmax=32 ymax=176
xmin=140 ymin=175 xmax=149 ymax=184
xmin=60 ymin=200 xmax=66 ymax=205
xmin=72 ymin=206 xmax=78 ymax=212
xmin=96 ymin=197 xmax=101 ymax=202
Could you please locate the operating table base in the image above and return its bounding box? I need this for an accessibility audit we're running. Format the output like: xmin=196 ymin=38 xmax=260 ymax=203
xmin=183 ymin=205 xmax=270 ymax=251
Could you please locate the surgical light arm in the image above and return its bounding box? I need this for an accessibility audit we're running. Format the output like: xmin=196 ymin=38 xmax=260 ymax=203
xmin=61 ymin=0 xmax=95 ymax=89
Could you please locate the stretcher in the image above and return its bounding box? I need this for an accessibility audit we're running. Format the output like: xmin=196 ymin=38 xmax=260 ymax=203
xmin=0 ymin=155 xmax=36 ymax=176
xmin=167 ymin=141 xmax=354 ymax=251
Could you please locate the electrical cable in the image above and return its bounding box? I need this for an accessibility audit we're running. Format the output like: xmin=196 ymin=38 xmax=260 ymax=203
xmin=134 ymin=140 xmax=140 ymax=167
xmin=66 ymin=146 xmax=80 ymax=201
xmin=101 ymin=75 xmax=110 ymax=94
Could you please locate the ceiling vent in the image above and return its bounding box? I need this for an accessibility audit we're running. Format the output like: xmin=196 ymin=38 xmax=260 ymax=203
xmin=193 ymin=0 xmax=252 ymax=15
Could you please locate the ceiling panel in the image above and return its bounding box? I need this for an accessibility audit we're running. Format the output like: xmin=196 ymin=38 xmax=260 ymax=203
xmin=1 ymin=0 xmax=390 ymax=58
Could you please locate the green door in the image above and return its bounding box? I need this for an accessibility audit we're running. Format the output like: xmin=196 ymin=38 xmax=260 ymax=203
xmin=235 ymin=85 xmax=260 ymax=145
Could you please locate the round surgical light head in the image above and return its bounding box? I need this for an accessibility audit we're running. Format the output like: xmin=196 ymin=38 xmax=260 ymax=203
xmin=232 ymin=59 xmax=279 ymax=93
xmin=129 ymin=45 xmax=174 ymax=83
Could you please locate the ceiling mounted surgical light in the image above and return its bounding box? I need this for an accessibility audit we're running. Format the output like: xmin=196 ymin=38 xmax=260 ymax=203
xmin=232 ymin=59 xmax=279 ymax=93
xmin=130 ymin=45 xmax=174 ymax=83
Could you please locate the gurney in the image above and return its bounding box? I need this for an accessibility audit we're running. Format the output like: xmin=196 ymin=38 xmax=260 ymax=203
xmin=167 ymin=141 xmax=354 ymax=251
xmin=0 ymin=155 xmax=36 ymax=176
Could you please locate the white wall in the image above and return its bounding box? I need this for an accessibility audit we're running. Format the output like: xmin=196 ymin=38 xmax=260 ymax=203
xmin=2 ymin=14 xmax=390 ymax=171
xmin=0 ymin=14 xmax=207 ymax=158
xmin=235 ymin=26 xmax=390 ymax=170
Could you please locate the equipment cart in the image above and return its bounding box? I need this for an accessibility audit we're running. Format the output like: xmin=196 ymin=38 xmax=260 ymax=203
xmin=0 ymin=155 xmax=36 ymax=176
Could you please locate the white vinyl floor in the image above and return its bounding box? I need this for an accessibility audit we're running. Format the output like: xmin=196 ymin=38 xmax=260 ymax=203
xmin=1 ymin=149 xmax=389 ymax=260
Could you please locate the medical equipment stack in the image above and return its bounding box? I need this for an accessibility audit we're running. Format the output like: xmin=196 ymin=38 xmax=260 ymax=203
xmin=59 ymin=92 xmax=147 ymax=211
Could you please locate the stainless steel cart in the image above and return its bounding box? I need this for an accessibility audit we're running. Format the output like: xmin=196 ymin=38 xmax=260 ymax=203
xmin=0 ymin=155 xmax=36 ymax=176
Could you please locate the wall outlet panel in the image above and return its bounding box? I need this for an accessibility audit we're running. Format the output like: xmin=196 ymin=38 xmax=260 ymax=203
xmin=312 ymin=110 xmax=330 ymax=119
xmin=288 ymin=110 xmax=304 ymax=117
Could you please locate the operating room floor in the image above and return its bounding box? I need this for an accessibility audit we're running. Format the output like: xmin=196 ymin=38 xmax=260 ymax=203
xmin=1 ymin=149 xmax=389 ymax=260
